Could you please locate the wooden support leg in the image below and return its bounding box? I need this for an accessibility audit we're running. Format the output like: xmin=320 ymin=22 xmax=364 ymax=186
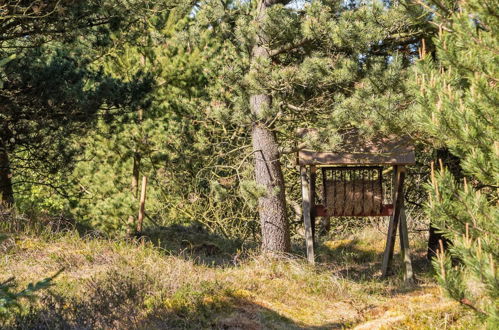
xmin=300 ymin=166 xmax=315 ymax=264
xmin=399 ymin=207 xmax=414 ymax=283
xmin=382 ymin=166 xmax=406 ymax=277
xmin=310 ymin=166 xmax=317 ymax=247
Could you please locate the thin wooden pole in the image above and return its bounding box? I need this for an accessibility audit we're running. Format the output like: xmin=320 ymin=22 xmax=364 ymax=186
xmin=382 ymin=166 xmax=406 ymax=277
xmin=136 ymin=176 xmax=147 ymax=234
xmin=300 ymin=166 xmax=315 ymax=264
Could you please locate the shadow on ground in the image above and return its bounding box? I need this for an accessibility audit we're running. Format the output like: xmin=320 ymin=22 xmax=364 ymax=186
xmin=141 ymin=222 xmax=433 ymax=284
xmin=11 ymin=287 xmax=347 ymax=330
xmin=313 ymin=237 xmax=432 ymax=289
xmin=141 ymin=223 xmax=254 ymax=267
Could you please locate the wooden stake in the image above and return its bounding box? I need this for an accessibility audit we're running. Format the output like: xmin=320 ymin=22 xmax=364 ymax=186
xmin=136 ymin=176 xmax=147 ymax=234
xmin=300 ymin=166 xmax=315 ymax=264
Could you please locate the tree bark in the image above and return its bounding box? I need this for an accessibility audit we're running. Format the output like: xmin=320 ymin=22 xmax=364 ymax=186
xmin=250 ymin=0 xmax=290 ymax=253
xmin=0 ymin=137 xmax=14 ymax=206
xmin=427 ymin=224 xmax=449 ymax=259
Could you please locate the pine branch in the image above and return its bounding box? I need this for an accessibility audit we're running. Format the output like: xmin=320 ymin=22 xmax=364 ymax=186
xmin=269 ymin=38 xmax=309 ymax=58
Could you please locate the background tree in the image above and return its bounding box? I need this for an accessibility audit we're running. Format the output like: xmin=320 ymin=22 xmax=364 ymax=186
xmin=0 ymin=0 xmax=160 ymax=206
xmin=412 ymin=0 xmax=498 ymax=324
xmin=70 ymin=6 xmax=217 ymax=233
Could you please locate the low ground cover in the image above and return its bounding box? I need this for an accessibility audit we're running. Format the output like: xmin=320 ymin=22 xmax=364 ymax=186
xmin=1 ymin=220 xmax=479 ymax=329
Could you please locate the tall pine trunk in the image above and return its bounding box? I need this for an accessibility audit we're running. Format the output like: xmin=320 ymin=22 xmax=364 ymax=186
xmin=250 ymin=1 xmax=290 ymax=253
xmin=0 ymin=137 xmax=14 ymax=206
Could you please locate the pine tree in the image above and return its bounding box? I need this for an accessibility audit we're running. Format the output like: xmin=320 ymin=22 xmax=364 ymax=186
xmin=195 ymin=0 xmax=427 ymax=252
xmin=0 ymin=1 xmax=159 ymax=206
xmin=70 ymin=5 xmax=219 ymax=233
xmin=413 ymin=0 xmax=498 ymax=324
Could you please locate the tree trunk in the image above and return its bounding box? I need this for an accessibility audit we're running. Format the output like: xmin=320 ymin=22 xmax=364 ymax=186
xmin=132 ymin=108 xmax=143 ymax=199
xmin=0 ymin=137 xmax=14 ymax=206
xmin=250 ymin=0 xmax=290 ymax=253
xmin=131 ymin=153 xmax=141 ymax=198
xmin=427 ymin=224 xmax=449 ymax=259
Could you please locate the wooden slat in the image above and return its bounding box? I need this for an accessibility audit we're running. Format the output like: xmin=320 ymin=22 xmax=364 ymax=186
xmin=298 ymin=150 xmax=415 ymax=166
xmin=300 ymin=166 xmax=315 ymax=264
xmin=313 ymin=204 xmax=394 ymax=217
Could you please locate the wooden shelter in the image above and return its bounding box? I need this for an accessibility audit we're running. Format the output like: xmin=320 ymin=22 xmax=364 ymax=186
xmin=297 ymin=129 xmax=415 ymax=282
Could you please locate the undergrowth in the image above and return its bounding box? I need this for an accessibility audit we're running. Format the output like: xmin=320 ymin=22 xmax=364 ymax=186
xmin=0 ymin=214 xmax=481 ymax=329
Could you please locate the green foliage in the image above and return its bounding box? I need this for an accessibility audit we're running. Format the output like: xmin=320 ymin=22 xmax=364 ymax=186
xmin=40 ymin=0 xmax=434 ymax=241
xmin=426 ymin=168 xmax=498 ymax=325
xmin=69 ymin=7 xmax=217 ymax=232
xmin=0 ymin=0 xmax=159 ymax=209
xmin=413 ymin=0 xmax=498 ymax=325
xmin=183 ymin=0 xmax=430 ymax=240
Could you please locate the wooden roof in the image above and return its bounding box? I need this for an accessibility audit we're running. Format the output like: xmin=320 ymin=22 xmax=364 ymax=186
xmin=296 ymin=128 xmax=415 ymax=166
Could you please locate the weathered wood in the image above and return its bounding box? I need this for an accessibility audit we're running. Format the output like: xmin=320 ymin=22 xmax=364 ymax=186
xmin=298 ymin=150 xmax=415 ymax=166
xmin=300 ymin=166 xmax=315 ymax=264
xmin=399 ymin=207 xmax=414 ymax=283
xmin=136 ymin=176 xmax=147 ymax=234
xmin=381 ymin=166 xmax=406 ymax=277
xmin=310 ymin=166 xmax=317 ymax=246
xmin=324 ymin=179 xmax=383 ymax=216
xmin=314 ymin=204 xmax=394 ymax=217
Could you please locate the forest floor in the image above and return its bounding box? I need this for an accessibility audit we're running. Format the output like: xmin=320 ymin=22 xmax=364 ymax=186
xmin=1 ymin=218 xmax=480 ymax=329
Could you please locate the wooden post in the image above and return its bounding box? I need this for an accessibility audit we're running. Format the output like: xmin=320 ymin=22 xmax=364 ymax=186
xmin=310 ymin=166 xmax=317 ymax=247
xmin=300 ymin=166 xmax=315 ymax=264
xmin=136 ymin=176 xmax=147 ymax=234
xmin=381 ymin=166 xmax=406 ymax=277
xmin=399 ymin=200 xmax=414 ymax=283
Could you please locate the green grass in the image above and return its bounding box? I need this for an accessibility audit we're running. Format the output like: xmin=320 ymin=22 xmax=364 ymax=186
xmin=0 ymin=219 xmax=481 ymax=329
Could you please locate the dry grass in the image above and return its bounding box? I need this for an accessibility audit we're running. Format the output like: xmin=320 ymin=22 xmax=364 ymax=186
xmin=0 ymin=222 xmax=481 ymax=329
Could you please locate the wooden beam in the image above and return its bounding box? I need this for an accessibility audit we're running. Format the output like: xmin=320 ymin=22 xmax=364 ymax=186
xmin=381 ymin=166 xmax=406 ymax=277
xmin=297 ymin=150 xmax=415 ymax=166
xmin=399 ymin=206 xmax=414 ymax=283
xmin=313 ymin=204 xmax=394 ymax=217
xmin=300 ymin=166 xmax=315 ymax=264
